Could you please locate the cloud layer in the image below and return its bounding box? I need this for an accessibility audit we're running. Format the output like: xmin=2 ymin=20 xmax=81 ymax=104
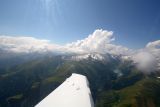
xmin=0 ymin=30 xmax=132 ymax=55
xmin=0 ymin=36 xmax=62 ymax=53
xmin=0 ymin=29 xmax=160 ymax=71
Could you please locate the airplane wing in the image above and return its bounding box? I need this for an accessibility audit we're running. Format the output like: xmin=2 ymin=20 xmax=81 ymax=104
xmin=35 ymin=73 xmax=94 ymax=107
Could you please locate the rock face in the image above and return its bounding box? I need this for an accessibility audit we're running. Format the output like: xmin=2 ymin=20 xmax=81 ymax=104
xmin=35 ymin=73 xmax=94 ymax=107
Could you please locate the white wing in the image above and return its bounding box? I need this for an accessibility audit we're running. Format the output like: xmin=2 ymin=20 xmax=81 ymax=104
xmin=35 ymin=73 xmax=94 ymax=107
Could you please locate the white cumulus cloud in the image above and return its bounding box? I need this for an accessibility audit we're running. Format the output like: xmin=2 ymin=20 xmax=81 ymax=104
xmin=146 ymin=40 xmax=160 ymax=49
xmin=66 ymin=29 xmax=114 ymax=53
xmin=146 ymin=40 xmax=160 ymax=57
xmin=145 ymin=40 xmax=160 ymax=70
xmin=66 ymin=29 xmax=131 ymax=55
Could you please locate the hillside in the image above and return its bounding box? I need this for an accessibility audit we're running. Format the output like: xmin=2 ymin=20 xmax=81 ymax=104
xmin=0 ymin=54 xmax=160 ymax=107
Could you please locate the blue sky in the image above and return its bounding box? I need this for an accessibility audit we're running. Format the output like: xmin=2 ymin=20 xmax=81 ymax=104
xmin=0 ymin=0 xmax=160 ymax=49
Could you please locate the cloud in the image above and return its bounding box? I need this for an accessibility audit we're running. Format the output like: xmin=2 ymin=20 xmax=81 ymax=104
xmin=66 ymin=29 xmax=114 ymax=53
xmin=0 ymin=30 xmax=132 ymax=55
xmin=132 ymin=51 xmax=157 ymax=72
xmin=146 ymin=40 xmax=160 ymax=49
xmin=146 ymin=40 xmax=160 ymax=58
xmin=66 ymin=29 xmax=131 ymax=55
xmin=0 ymin=29 xmax=132 ymax=56
xmin=0 ymin=36 xmax=63 ymax=53
xmin=131 ymin=40 xmax=160 ymax=72
xmin=145 ymin=40 xmax=160 ymax=70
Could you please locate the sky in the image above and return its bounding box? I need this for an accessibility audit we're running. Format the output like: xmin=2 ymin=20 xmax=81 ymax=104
xmin=0 ymin=0 xmax=160 ymax=49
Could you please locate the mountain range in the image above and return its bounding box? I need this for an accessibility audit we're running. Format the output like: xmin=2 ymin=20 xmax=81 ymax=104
xmin=0 ymin=52 xmax=160 ymax=107
xmin=0 ymin=30 xmax=160 ymax=107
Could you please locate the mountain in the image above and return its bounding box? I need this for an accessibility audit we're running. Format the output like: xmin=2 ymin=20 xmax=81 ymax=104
xmin=0 ymin=53 xmax=160 ymax=107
